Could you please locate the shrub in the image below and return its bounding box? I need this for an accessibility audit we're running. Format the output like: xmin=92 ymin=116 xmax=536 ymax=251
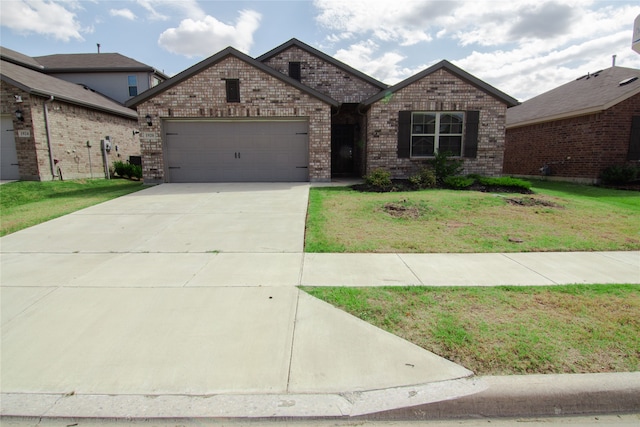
xmin=600 ymin=165 xmax=638 ymax=185
xmin=444 ymin=175 xmax=475 ymax=190
xmin=113 ymin=160 xmax=142 ymax=180
xmin=409 ymin=168 xmax=437 ymax=189
xmin=428 ymin=151 xmax=464 ymax=184
xmin=478 ymin=176 xmax=532 ymax=191
xmin=364 ymin=168 xmax=392 ymax=189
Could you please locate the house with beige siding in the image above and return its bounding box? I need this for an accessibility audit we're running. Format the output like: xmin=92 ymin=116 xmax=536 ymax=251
xmin=1 ymin=47 xmax=141 ymax=181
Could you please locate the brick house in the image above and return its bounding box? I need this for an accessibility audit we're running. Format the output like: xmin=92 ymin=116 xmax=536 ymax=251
xmin=126 ymin=39 xmax=518 ymax=183
xmin=504 ymin=66 xmax=640 ymax=183
xmin=0 ymin=46 xmax=149 ymax=181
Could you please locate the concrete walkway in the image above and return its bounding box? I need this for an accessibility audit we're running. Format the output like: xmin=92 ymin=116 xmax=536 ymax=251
xmin=1 ymin=183 xmax=639 ymax=420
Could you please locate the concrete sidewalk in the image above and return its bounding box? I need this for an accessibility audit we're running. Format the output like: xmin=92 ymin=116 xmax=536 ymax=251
xmin=1 ymin=183 xmax=639 ymax=421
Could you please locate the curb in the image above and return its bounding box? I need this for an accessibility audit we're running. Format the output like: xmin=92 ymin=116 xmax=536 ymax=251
xmin=2 ymin=373 xmax=639 ymax=421
xmin=364 ymin=372 xmax=640 ymax=420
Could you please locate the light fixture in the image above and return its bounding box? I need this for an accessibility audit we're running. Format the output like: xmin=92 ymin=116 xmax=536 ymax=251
xmin=145 ymin=114 xmax=152 ymax=126
xmin=15 ymin=109 xmax=24 ymax=122
xmin=132 ymin=130 xmax=140 ymax=136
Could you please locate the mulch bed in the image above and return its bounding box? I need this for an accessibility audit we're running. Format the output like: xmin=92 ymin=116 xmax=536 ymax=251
xmin=352 ymin=179 xmax=532 ymax=194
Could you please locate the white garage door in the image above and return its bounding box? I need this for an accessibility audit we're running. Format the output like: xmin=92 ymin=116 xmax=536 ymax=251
xmin=1 ymin=115 xmax=20 ymax=180
xmin=164 ymin=119 xmax=309 ymax=182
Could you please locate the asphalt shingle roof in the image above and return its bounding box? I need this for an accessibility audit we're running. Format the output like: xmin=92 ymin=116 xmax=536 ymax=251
xmin=507 ymin=66 xmax=640 ymax=128
xmin=1 ymin=59 xmax=138 ymax=119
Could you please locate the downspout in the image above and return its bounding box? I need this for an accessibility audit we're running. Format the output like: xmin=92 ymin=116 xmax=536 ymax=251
xmin=43 ymin=96 xmax=56 ymax=179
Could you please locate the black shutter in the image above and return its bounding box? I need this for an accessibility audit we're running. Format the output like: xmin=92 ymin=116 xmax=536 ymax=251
xmin=463 ymin=110 xmax=480 ymax=158
xmin=628 ymin=116 xmax=640 ymax=161
xmin=398 ymin=111 xmax=411 ymax=158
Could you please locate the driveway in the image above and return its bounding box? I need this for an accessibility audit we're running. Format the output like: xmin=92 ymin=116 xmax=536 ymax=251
xmin=1 ymin=183 xmax=473 ymax=418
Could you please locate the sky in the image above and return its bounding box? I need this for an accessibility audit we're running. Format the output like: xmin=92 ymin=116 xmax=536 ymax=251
xmin=1 ymin=0 xmax=639 ymax=101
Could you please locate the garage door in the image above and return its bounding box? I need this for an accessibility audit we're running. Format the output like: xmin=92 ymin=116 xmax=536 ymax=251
xmin=164 ymin=119 xmax=309 ymax=182
xmin=1 ymin=115 xmax=20 ymax=180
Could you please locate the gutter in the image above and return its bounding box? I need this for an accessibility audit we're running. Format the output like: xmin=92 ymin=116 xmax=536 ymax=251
xmin=43 ymin=96 xmax=57 ymax=180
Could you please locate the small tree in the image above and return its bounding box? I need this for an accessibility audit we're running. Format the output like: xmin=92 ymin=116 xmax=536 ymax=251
xmin=428 ymin=151 xmax=463 ymax=185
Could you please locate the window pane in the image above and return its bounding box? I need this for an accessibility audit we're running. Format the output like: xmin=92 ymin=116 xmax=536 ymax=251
xmin=438 ymin=136 xmax=462 ymax=155
xmin=129 ymin=87 xmax=138 ymax=96
xmin=128 ymin=75 xmax=137 ymax=86
xmin=440 ymin=113 xmax=463 ymax=134
xmin=411 ymin=136 xmax=434 ymax=157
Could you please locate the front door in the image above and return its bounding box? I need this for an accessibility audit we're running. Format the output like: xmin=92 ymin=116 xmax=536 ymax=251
xmin=331 ymin=124 xmax=355 ymax=176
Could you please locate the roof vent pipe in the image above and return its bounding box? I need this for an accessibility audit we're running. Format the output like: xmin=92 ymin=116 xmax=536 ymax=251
xmin=97 ymin=43 xmax=101 ymax=54
xmin=612 ymin=54 xmax=617 ymax=67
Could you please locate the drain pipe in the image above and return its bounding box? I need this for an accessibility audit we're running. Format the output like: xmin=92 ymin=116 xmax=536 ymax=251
xmin=43 ymin=96 xmax=57 ymax=180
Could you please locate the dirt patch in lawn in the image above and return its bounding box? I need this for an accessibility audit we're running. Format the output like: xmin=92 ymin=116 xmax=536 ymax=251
xmin=505 ymin=196 xmax=564 ymax=209
xmin=382 ymin=202 xmax=422 ymax=219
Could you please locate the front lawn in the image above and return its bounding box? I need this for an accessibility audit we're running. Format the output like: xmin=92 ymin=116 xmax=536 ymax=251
xmin=303 ymin=284 xmax=640 ymax=375
xmin=0 ymin=179 xmax=144 ymax=236
xmin=305 ymin=180 xmax=640 ymax=253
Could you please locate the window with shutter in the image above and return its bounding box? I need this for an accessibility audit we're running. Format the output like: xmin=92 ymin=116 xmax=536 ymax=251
xmin=398 ymin=110 xmax=480 ymax=158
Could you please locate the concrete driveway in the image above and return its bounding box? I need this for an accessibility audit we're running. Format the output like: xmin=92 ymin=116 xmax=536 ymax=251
xmin=1 ymin=183 xmax=473 ymax=418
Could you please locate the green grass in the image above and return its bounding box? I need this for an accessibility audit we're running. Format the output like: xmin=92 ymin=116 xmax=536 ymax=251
xmin=303 ymin=285 xmax=640 ymax=375
xmin=305 ymin=180 xmax=640 ymax=253
xmin=0 ymin=179 xmax=145 ymax=236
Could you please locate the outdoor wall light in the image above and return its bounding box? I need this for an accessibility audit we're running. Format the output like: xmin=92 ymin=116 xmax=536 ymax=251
xmin=15 ymin=109 xmax=24 ymax=122
xmin=132 ymin=130 xmax=140 ymax=136
xmin=145 ymin=114 xmax=153 ymax=126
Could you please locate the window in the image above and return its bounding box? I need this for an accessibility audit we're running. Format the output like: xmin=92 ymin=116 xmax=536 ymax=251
xmin=411 ymin=112 xmax=464 ymax=157
xmin=629 ymin=116 xmax=640 ymax=160
xmin=128 ymin=75 xmax=138 ymax=97
xmin=398 ymin=110 xmax=479 ymax=158
xmin=225 ymin=79 xmax=240 ymax=102
xmin=289 ymin=62 xmax=301 ymax=81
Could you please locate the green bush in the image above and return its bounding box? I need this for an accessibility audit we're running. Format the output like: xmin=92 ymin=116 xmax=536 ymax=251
xmin=600 ymin=165 xmax=638 ymax=185
xmin=443 ymin=175 xmax=475 ymax=190
xmin=113 ymin=160 xmax=142 ymax=180
xmin=364 ymin=168 xmax=392 ymax=188
xmin=428 ymin=151 xmax=464 ymax=184
xmin=478 ymin=176 xmax=532 ymax=190
xmin=409 ymin=168 xmax=437 ymax=189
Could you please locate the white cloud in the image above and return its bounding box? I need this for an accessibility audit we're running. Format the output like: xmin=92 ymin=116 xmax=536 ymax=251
xmin=315 ymin=0 xmax=640 ymax=100
xmin=0 ymin=0 xmax=84 ymax=41
xmin=136 ymin=0 xmax=205 ymax=21
xmin=110 ymin=8 xmax=136 ymax=21
xmin=158 ymin=9 xmax=261 ymax=57
xmin=333 ymin=40 xmax=414 ymax=84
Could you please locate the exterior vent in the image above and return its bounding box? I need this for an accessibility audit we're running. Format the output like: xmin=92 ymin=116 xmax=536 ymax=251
xmin=619 ymin=77 xmax=639 ymax=86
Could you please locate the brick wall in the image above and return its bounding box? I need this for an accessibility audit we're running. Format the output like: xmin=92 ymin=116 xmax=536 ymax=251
xmin=261 ymin=46 xmax=382 ymax=103
xmin=136 ymin=55 xmax=332 ymax=183
xmin=365 ymin=68 xmax=508 ymax=178
xmin=504 ymin=93 xmax=640 ymax=181
xmin=1 ymin=81 xmax=139 ymax=181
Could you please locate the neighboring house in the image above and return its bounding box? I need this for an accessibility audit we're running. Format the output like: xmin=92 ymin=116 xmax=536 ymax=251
xmin=504 ymin=66 xmax=640 ymax=183
xmin=34 ymin=52 xmax=168 ymax=105
xmin=1 ymin=46 xmax=140 ymax=181
xmin=126 ymin=38 xmax=518 ymax=184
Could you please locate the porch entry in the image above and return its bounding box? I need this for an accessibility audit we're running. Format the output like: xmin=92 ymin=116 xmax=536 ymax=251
xmin=331 ymin=124 xmax=355 ymax=176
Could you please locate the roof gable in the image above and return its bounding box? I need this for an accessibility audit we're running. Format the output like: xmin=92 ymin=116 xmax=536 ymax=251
xmin=0 ymin=46 xmax=45 ymax=71
xmin=257 ymin=38 xmax=387 ymax=91
xmin=507 ymin=66 xmax=640 ymax=128
xmin=1 ymin=59 xmax=137 ymax=119
xmin=126 ymin=46 xmax=340 ymax=108
xmin=361 ymin=60 xmax=519 ymax=108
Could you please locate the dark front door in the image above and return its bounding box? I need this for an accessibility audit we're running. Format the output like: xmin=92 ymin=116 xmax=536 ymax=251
xmin=331 ymin=124 xmax=355 ymax=176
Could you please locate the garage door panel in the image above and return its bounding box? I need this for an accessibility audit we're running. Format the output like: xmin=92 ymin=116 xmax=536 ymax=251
xmin=1 ymin=116 xmax=20 ymax=180
xmin=165 ymin=120 xmax=309 ymax=182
